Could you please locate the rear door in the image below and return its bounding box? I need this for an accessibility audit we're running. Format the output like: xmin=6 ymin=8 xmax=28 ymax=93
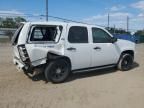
xmin=65 ymin=25 xmax=91 ymax=70
xmin=91 ymin=27 xmax=119 ymax=67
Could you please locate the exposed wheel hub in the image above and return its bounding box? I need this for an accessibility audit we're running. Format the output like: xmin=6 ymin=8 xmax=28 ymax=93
xmin=124 ymin=60 xmax=128 ymax=65
xmin=56 ymin=68 xmax=62 ymax=74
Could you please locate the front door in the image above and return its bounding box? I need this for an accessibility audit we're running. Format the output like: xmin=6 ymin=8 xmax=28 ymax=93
xmin=91 ymin=27 xmax=119 ymax=67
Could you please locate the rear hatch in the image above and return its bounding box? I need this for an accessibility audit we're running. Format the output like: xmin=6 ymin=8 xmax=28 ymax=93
xmin=12 ymin=24 xmax=24 ymax=60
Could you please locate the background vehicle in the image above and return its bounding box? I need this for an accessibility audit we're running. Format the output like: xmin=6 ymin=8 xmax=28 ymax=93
xmin=12 ymin=22 xmax=135 ymax=83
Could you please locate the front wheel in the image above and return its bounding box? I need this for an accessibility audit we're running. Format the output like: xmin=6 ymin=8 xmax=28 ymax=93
xmin=44 ymin=59 xmax=71 ymax=83
xmin=117 ymin=53 xmax=134 ymax=71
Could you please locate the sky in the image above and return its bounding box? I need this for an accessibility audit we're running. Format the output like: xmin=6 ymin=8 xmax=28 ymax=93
xmin=0 ymin=0 xmax=144 ymax=32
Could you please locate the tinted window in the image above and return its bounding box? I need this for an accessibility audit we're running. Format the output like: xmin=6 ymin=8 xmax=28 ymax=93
xmin=92 ymin=28 xmax=112 ymax=43
xmin=30 ymin=26 xmax=62 ymax=42
xmin=68 ymin=26 xmax=88 ymax=43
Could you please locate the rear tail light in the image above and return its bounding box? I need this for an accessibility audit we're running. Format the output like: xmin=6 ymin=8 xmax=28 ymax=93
xmin=18 ymin=45 xmax=30 ymax=62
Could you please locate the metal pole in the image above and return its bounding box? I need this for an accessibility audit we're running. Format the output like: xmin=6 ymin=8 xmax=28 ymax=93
xmin=108 ymin=13 xmax=110 ymax=30
xmin=46 ymin=0 xmax=48 ymax=21
xmin=114 ymin=25 xmax=116 ymax=34
xmin=127 ymin=16 xmax=129 ymax=32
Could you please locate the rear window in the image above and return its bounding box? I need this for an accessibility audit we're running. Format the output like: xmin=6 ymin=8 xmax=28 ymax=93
xmin=12 ymin=24 xmax=24 ymax=45
xmin=30 ymin=26 xmax=62 ymax=42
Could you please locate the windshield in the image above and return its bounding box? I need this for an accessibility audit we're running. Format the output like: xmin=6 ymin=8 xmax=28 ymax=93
xmin=12 ymin=24 xmax=24 ymax=45
xmin=30 ymin=26 xmax=63 ymax=42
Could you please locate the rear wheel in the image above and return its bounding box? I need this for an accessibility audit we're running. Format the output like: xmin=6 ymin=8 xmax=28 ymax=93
xmin=44 ymin=59 xmax=71 ymax=83
xmin=118 ymin=53 xmax=134 ymax=71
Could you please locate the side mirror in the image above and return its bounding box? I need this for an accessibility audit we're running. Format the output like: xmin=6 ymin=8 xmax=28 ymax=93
xmin=111 ymin=37 xmax=117 ymax=43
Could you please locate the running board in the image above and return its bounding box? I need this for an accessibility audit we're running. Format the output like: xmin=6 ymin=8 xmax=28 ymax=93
xmin=72 ymin=64 xmax=116 ymax=73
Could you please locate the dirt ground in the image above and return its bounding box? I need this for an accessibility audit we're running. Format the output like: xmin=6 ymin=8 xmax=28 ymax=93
xmin=0 ymin=43 xmax=144 ymax=108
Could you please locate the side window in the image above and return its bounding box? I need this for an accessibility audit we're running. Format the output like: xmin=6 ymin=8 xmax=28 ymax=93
xmin=68 ymin=26 xmax=88 ymax=43
xmin=30 ymin=26 xmax=62 ymax=42
xmin=92 ymin=28 xmax=112 ymax=43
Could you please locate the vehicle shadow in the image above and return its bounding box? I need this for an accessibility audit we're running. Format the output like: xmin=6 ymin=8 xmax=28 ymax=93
xmin=66 ymin=68 xmax=117 ymax=83
xmin=66 ymin=62 xmax=139 ymax=83
xmin=132 ymin=62 xmax=139 ymax=69
xmin=24 ymin=62 xmax=139 ymax=83
xmin=66 ymin=62 xmax=139 ymax=82
xmin=24 ymin=68 xmax=117 ymax=83
xmin=24 ymin=70 xmax=47 ymax=82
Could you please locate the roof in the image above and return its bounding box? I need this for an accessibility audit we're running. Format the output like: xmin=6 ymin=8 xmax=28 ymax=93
xmin=29 ymin=21 xmax=67 ymax=25
xmin=25 ymin=21 xmax=104 ymax=28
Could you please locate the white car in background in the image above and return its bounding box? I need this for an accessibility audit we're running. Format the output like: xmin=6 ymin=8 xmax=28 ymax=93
xmin=12 ymin=21 xmax=135 ymax=83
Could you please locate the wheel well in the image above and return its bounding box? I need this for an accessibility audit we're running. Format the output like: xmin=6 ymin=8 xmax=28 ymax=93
xmin=117 ymin=50 xmax=134 ymax=65
xmin=121 ymin=50 xmax=134 ymax=57
xmin=62 ymin=57 xmax=72 ymax=69
xmin=47 ymin=52 xmax=71 ymax=69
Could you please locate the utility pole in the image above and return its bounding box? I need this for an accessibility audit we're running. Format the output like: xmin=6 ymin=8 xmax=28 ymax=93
xmin=108 ymin=13 xmax=110 ymax=30
xmin=46 ymin=0 xmax=48 ymax=21
xmin=127 ymin=16 xmax=129 ymax=32
xmin=114 ymin=24 xmax=116 ymax=34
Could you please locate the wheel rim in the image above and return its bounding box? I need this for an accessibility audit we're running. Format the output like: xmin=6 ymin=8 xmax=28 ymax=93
xmin=121 ymin=55 xmax=133 ymax=70
xmin=50 ymin=62 xmax=68 ymax=81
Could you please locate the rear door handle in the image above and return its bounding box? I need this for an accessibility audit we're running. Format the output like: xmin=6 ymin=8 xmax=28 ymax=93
xmin=67 ymin=47 xmax=76 ymax=51
xmin=94 ymin=47 xmax=101 ymax=50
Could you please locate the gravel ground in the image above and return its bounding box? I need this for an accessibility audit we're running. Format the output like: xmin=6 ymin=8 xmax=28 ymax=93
xmin=0 ymin=43 xmax=144 ymax=108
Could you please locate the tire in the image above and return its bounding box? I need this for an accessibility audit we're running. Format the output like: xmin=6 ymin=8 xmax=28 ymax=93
xmin=118 ymin=53 xmax=134 ymax=71
xmin=44 ymin=59 xmax=71 ymax=83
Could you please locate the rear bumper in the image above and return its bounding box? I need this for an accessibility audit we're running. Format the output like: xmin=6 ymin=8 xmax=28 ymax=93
xmin=13 ymin=57 xmax=25 ymax=70
xmin=13 ymin=57 xmax=34 ymax=73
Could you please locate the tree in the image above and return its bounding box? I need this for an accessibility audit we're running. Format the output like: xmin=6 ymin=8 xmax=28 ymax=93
xmin=106 ymin=27 xmax=131 ymax=35
xmin=134 ymin=30 xmax=144 ymax=36
xmin=1 ymin=17 xmax=26 ymax=28
xmin=0 ymin=17 xmax=26 ymax=40
xmin=14 ymin=17 xmax=26 ymax=27
xmin=2 ymin=17 xmax=16 ymax=28
xmin=0 ymin=17 xmax=4 ymax=27
xmin=134 ymin=30 xmax=144 ymax=43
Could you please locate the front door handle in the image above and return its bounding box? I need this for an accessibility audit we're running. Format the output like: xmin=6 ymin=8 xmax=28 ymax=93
xmin=94 ymin=47 xmax=101 ymax=50
xmin=67 ymin=47 xmax=76 ymax=51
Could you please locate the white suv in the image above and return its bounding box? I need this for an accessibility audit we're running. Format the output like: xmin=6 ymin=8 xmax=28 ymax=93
xmin=12 ymin=21 xmax=135 ymax=83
